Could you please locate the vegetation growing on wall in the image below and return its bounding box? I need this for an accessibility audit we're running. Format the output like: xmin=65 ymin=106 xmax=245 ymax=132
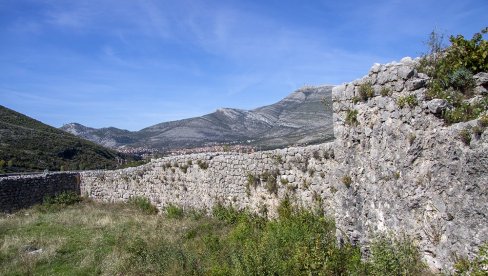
xmin=419 ymin=27 xmax=488 ymax=124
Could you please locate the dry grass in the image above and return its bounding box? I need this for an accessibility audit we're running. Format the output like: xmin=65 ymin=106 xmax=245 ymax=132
xmin=0 ymin=201 xmax=208 ymax=275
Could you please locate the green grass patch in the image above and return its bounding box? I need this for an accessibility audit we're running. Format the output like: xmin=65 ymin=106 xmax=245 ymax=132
xmin=0 ymin=199 xmax=433 ymax=275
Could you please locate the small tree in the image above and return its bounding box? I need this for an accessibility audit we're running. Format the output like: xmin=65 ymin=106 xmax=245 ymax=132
xmin=0 ymin=160 xmax=5 ymax=169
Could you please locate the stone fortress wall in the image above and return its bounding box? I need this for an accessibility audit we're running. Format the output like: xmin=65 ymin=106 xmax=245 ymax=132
xmin=0 ymin=173 xmax=80 ymax=213
xmin=80 ymin=57 xmax=488 ymax=271
xmin=2 ymin=57 xmax=487 ymax=271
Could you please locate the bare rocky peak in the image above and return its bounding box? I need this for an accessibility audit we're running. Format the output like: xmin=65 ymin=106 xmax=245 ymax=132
xmin=61 ymin=85 xmax=334 ymax=150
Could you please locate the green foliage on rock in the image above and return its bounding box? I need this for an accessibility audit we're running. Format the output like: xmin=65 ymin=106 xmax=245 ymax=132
xmin=418 ymin=27 xmax=488 ymax=124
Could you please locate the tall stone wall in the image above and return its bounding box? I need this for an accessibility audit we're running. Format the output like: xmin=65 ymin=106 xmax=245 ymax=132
xmin=332 ymin=57 xmax=488 ymax=270
xmin=0 ymin=173 xmax=80 ymax=212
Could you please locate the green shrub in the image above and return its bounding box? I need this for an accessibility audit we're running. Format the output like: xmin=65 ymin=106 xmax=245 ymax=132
xmin=246 ymin=173 xmax=259 ymax=196
xmin=419 ymin=28 xmax=488 ymax=123
xmin=272 ymin=154 xmax=283 ymax=164
xmin=359 ymin=82 xmax=375 ymax=101
xmin=308 ymin=168 xmax=315 ymax=177
xmin=450 ymin=67 xmax=475 ymax=95
xmin=472 ymin=125 xmax=484 ymax=137
xmin=312 ymin=150 xmax=321 ymax=160
xmin=165 ymin=204 xmax=184 ymax=219
xmin=345 ymin=109 xmax=359 ymax=126
xmin=43 ymin=191 xmax=81 ymax=206
xmin=369 ymin=235 xmax=426 ymax=275
xmin=443 ymin=99 xmax=488 ymax=124
xmin=212 ymin=203 xmax=242 ymax=224
xmin=128 ymin=196 xmax=158 ymax=215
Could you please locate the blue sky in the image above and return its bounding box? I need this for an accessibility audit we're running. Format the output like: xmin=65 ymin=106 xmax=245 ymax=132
xmin=0 ymin=0 xmax=487 ymax=130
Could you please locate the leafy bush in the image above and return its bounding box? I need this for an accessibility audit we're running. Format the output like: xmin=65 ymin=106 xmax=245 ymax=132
xmin=128 ymin=196 xmax=158 ymax=215
xmin=246 ymin=173 xmax=259 ymax=196
xmin=369 ymin=235 xmax=427 ymax=275
xmin=345 ymin=109 xmax=359 ymax=126
xmin=212 ymin=203 xmax=243 ymax=224
xmin=450 ymin=67 xmax=476 ymax=95
xmin=443 ymin=99 xmax=488 ymax=124
xmin=419 ymin=28 xmax=488 ymax=124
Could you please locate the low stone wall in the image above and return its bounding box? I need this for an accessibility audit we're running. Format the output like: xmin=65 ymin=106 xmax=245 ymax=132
xmin=81 ymin=143 xmax=338 ymax=217
xmin=0 ymin=173 xmax=80 ymax=212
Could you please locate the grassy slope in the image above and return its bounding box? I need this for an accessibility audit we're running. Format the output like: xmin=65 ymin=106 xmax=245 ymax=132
xmin=0 ymin=105 xmax=129 ymax=172
xmin=0 ymin=199 xmax=429 ymax=275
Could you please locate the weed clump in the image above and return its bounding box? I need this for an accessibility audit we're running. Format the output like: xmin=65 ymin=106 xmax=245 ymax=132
xmin=165 ymin=203 xmax=184 ymax=219
xmin=342 ymin=175 xmax=352 ymax=188
xmin=197 ymin=160 xmax=209 ymax=170
xmin=359 ymin=82 xmax=375 ymax=101
xmin=43 ymin=191 xmax=81 ymax=206
xmin=345 ymin=109 xmax=359 ymax=126
xmin=397 ymin=94 xmax=418 ymax=108
xmin=459 ymin=128 xmax=472 ymax=145
xmin=128 ymin=196 xmax=158 ymax=215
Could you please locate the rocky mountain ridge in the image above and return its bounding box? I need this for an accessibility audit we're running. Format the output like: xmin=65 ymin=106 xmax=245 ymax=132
xmin=62 ymin=85 xmax=334 ymax=150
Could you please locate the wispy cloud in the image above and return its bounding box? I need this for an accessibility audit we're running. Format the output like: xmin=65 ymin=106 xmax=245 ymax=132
xmin=1 ymin=0 xmax=486 ymax=130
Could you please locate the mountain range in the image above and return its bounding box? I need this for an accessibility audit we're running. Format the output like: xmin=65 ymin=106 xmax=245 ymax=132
xmin=61 ymin=85 xmax=334 ymax=151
